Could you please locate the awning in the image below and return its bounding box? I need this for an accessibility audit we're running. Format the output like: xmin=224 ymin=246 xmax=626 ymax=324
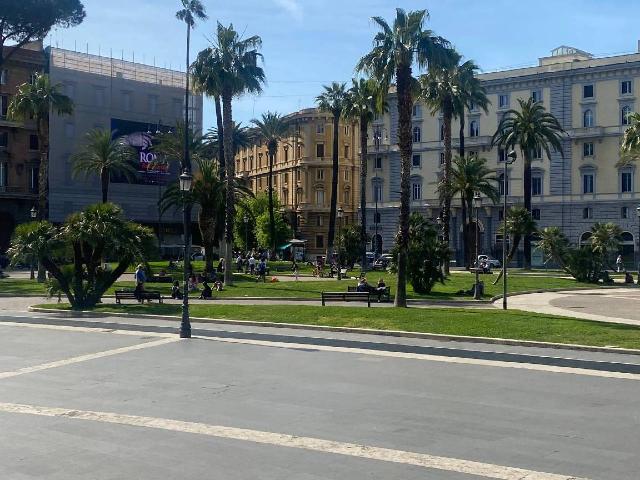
xmin=277 ymin=243 xmax=292 ymax=250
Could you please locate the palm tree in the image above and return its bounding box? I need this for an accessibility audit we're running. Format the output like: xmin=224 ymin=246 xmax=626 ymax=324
xmin=356 ymin=8 xmax=450 ymax=307
xmin=343 ymin=77 xmax=385 ymax=272
xmin=251 ymin=112 xmax=293 ymax=257
xmin=206 ymin=22 xmax=265 ymax=285
xmin=316 ymin=82 xmax=349 ymax=264
xmin=444 ymin=155 xmax=499 ymax=268
xmin=71 ymin=129 xmax=137 ymax=203
xmin=204 ymin=122 xmax=252 ymax=160
xmin=8 ymin=72 xmax=73 ymax=219
xmin=454 ymin=60 xmax=489 ymax=158
xmin=620 ymin=112 xmax=640 ymax=165
xmin=492 ymin=97 xmax=565 ymax=269
xmin=492 ymin=206 xmax=537 ymax=284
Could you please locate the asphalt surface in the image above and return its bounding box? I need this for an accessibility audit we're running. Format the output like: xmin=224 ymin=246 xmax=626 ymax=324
xmin=0 ymin=311 xmax=639 ymax=479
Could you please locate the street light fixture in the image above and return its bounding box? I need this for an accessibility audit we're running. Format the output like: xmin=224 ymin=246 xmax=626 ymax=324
xmin=503 ymin=150 xmax=517 ymax=310
xmin=179 ymin=169 xmax=193 ymax=339
xmin=30 ymin=206 xmax=37 ymax=219
xmin=337 ymin=207 xmax=344 ymax=281
xmin=473 ymin=192 xmax=482 ymax=300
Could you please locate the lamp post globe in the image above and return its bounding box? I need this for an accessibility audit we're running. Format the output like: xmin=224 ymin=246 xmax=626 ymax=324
xmin=179 ymin=169 xmax=193 ymax=192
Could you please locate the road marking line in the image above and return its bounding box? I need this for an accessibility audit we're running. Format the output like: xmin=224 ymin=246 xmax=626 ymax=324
xmin=0 ymin=338 xmax=176 ymax=380
xmin=0 ymin=320 xmax=173 ymax=338
xmin=195 ymin=335 xmax=640 ymax=381
xmin=0 ymin=402 xmax=588 ymax=480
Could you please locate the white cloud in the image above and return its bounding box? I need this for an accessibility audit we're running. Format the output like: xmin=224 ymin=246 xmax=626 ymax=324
xmin=274 ymin=0 xmax=303 ymax=21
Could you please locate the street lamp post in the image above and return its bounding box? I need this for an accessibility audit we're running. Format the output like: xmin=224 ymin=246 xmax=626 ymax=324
xmin=29 ymin=206 xmax=37 ymax=280
xmin=243 ymin=214 xmax=249 ymax=253
xmin=337 ymin=207 xmax=344 ymax=280
xmin=636 ymin=206 xmax=640 ymax=283
xmin=179 ymin=169 xmax=193 ymax=338
xmin=503 ymin=151 xmax=517 ymax=310
xmin=473 ymin=192 xmax=482 ymax=300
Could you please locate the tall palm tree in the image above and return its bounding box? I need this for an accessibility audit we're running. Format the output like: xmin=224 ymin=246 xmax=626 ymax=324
xmin=343 ymin=77 xmax=385 ymax=272
xmin=204 ymin=122 xmax=252 ymax=160
xmin=71 ymin=129 xmax=137 ymax=203
xmin=492 ymin=97 xmax=565 ymax=269
xmin=454 ymin=60 xmax=489 ymax=158
xmin=316 ymin=82 xmax=349 ymax=264
xmin=8 ymin=72 xmax=73 ymax=219
xmin=444 ymin=155 xmax=499 ymax=267
xmin=206 ymin=22 xmax=265 ymax=285
xmin=492 ymin=206 xmax=537 ymax=284
xmin=620 ymin=112 xmax=640 ymax=165
xmin=251 ymin=112 xmax=293 ymax=257
xmin=356 ymin=7 xmax=451 ymax=307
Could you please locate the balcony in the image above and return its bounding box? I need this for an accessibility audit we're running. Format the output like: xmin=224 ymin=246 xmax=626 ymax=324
xmin=570 ymin=126 xmax=604 ymax=139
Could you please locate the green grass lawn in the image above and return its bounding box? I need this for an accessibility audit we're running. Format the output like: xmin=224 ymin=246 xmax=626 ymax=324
xmin=0 ymin=272 xmax=606 ymax=300
xmin=37 ymin=302 xmax=640 ymax=350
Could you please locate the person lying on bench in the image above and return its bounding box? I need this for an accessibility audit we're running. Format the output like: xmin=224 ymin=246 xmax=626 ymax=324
xmin=199 ymin=281 xmax=213 ymax=300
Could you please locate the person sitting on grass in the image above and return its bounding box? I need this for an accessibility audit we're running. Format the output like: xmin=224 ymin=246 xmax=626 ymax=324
xmin=199 ymin=281 xmax=213 ymax=300
xmin=213 ymin=280 xmax=224 ymax=291
xmin=188 ymin=275 xmax=198 ymax=292
xmin=171 ymin=281 xmax=183 ymax=300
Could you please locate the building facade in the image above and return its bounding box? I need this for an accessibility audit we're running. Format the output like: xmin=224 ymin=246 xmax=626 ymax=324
xmin=0 ymin=41 xmax=45 ymax=251
xmin=46 ymin=47 xmax=203 ymax=245
xmin=235 ymin=108 xmax=359 ymax=257
xmin=367 ymin=45 xmax=640 ymax=266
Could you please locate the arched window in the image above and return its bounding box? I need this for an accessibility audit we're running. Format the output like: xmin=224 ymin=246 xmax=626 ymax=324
xmin=621 ymin=105 xmax=632 ymax=125
xmin=469 ymin=120 xmax=479 ymax=137
xmin=412 ymin=126 xmax=421 ymax=143
xmin=583 ymin=109 xmax=594 ymax=127
xmin=579 ymin=232 xmax=592 ymax=246
xmin=411 ymin=176 xmax=423 ymax=200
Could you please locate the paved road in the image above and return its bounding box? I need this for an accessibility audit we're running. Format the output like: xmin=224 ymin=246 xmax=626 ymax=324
xmin=0 ymin=309 xmax=639 ymax=479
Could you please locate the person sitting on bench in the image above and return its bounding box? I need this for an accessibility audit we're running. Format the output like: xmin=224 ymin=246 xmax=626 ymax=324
xmin=171 ymin=281 xmax=183 ymax=300
xmin=199 ymin=281 xmax=213 ymax=300
xmin=356 ymin=277 xmax=370 ymax=292
xmin=134 ymin=281 xmax=146 ymax=303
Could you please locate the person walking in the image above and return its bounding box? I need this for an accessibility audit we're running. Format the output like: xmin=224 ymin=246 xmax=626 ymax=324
xmin=292 ymin=260 xmax=299 ymax=282
xmin=134 ymin=264 xmax=146 ymax=287
xmin=616 ymin=254 xmax=623 ymax=273
xmin=248 ymin=255 xmax=256 ymax=275
xmin=236 ymin=254 xmax=243 ymax=272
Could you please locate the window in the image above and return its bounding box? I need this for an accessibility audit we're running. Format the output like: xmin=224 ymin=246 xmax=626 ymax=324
xmin=498 ymin=210 xmax=504 ymax=221
xmin=374 ymin=212 xmax=381 ymax=224
xmin=499 ymin=173 xmax=509 ymax=195
xmin=122 ymin=91 xmax=132 ymax=111
xmin=258 ymin=153 xmax=263 ymax=167
xmin=0 ymin=95 xmax=8 ymax=118
xmin=344 ymin=125 xmax=350 ymax=136
xmin=284 ymin=147 xmax=289 ymax=163
xmin=344 ymin=169 xmax=349 ymax=181
xmin=29 ymin=135 xmax=39 ymax=151
xmin=498 ymin=149 xmax=507 ymax=163
xmin=583 ymin=109 xmax=594 ymax=127
xmin=29 ymin=166 xmax=38 ymax=192
xmin=0 ymin=132 xmax=7 ymax=148
xmin=412 ymin=154 xmax=421 ymax=168
xmin=532 ymin=176 xmax=542 ymax=196
xmin=316 ymin=122 xmax=324 ymax=134
xmin=0 ymin=162 xmax=7 ymax=187
xmin=148 ymin=95 xmax=158 ymax=114
xmin=258 ymin=178 xmax=262 ymax=189
xmin=412 ymin=104 xmax=421 ymax=117
xmin=29 ymin=73 xmax=37 ymax=85
xmin=316 ymin=143 xmax=324 ymax=158
xmin=0 ymin=69 xmax=7 ymax=85
xmin=532 ymin=146 xmax=542 ymax=159
xmin=343 ymin=190 xmax=350 ymax=204
xmin=316 ymin=215 xmax=323 ymax=227
xmin=296 ymin=145 xmax=302 ymax=159
xmin=439 ymin=152 xmax=445 ymax=165
xmin=412 ymin=126 xmax=421 ymax=143
xmin=344 ymin=145 xmax=349 ymax=158
xmin=583 ymin=142 xmax=594 ymax=157
xmin=583 ymin=173 xmax=594 ymax=194
xmin=531 ymin=90 xmax=541 ymax=103
xmin=316 ymin=169 xmax=324 ymax=180
xmin=621 ymin=206 xmax=629 ymax=219
xmin=439 ymin=123 xmax=445 ymax=141
xmin=582 ymin=207 xmax=593 ymax=219
xmin=498 ymin=94 xmax=509 ymax=108
xmin=283 ymin=172 xmax=288 ymax=184
xmin=468 ymin=101 xmax=477 ymax=112
xmin=316 ymin=235 xmax=324 ymax=249
xmin=469 ymin=150 xmax=478 ymax=159
xmin=411 ymin=180 xmax=422 ymax=200
xmin=621 ymin=171 xmax=633 ymax=192
xmin=531 ymin=208 xmax=541 ymax=220
xmin=469 ymin=120 xmax=479 ymax=137
xmin=622 ymin=105 xmax=632 ymax=125
xmin=373 ymin=183 xmax=383 ymax=202
xmin=374 ymin=156 xmax=382 ymax=169
xmin=315 ymin=189 xmax=325 ymax=206
xmin=583 ymin=84 xmax=594 ymax=98
xmin=621 ymin=80 xmax=632 ymax=95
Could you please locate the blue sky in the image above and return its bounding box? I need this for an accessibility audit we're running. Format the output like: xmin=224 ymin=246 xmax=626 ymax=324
xmin=46 ymin=0 xmax=640 ymax=130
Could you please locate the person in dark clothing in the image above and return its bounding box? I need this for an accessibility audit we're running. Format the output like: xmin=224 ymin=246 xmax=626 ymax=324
xmin=171 ymin=281 xmax=183 ymax=300
xmin=199 ymin=281 xmax=213 ymax=300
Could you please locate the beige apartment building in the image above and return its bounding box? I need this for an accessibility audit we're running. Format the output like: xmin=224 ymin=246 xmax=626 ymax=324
xmin=236 ymin=108 xmax=359 ymax=256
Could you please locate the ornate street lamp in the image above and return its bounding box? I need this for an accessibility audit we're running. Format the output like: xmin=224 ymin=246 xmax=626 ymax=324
xmin=636 ymin=206 xmax=640 ymax=283
xmin=503 ymin=151 xmax=517 ymax=310
xmin=29 ymin=206 xmax=37 ymax=280
xmin=243 ymin=213 xmax=249 ymax=253
xmin=473 ymin=192 xmax=482 ymax=300
xmin=179 ymin=169 xmax=193 ymax=338
xmin=337 ymin=207 xmax=344 ymax=280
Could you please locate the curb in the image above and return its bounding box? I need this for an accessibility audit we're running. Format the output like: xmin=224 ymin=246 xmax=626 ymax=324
xmin=27 ymin=306 xmax=640 ymax=356
xmin=489 ymin=284 xmax=638 ymax=303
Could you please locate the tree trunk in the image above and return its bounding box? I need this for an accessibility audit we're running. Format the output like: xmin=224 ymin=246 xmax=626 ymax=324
xmin=492 ymin=235 xmax=522 ymax=284
xmin=215 ymin=94 xmax=225 ymax=178
xmin=395 ymin=64 xmax=413 ymax=308
xmin=461 ymin=193 xmax=468 ymax=269
xmin=459 ymin=118 xmax=465 ymax=157
xmin=222 ymin=91 xmax=235 ymax=285
xmin=359 ymin=115 xmax=368 ymax=272
xmin=326 ymin=112 xmax=340 ymax=263
xmin=441 ymin=100 xmax=453 ymax=276
xmin=100 ymin=167 xmax=109 ymax=203
xmin=36 ymin=120 xmax=49 ymax=282
xmin=523 ymin=152 xmax=532 ymax=269
xmin=198 ymin=208 xmax=216 ymax=273
xmin=268 ymin=145 xmax=276 ymax=259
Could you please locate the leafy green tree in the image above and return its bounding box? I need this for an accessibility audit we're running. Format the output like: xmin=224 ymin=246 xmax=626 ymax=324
xmin=356 ymin=8 xmax=450 ymax=306
xmin=620 ymin=112 xmax=640 ymax=165
xmin=537 ymin=227 xmax=570 ymax=270
xmin=235 ymin=192 xmax=289 ymax=252
xmin=444 ymin=155 xmax=499 ymax=267
xmin=492 ymin=97 xmax=565 ymax=269
xmin=493 ymin=206 xmax=537 ymax=284
xmin=343 ymin=77 xmax=385 ymax=271
xmin=71 ymin=129 xmax=137 ymax=203
xmin=8 ymin=203 xmax=155 ymax=309
xmin=337 ymin=224 xmax=369 ymax=268
xmin=8 ymin=72 xmax=73 ymax=219
xmin=0 ymin=0 xmax=85 ymax=67
xmin=251 ymin=112 xmax=294 ymax=257
xmin=390 ymin=213 xmax=445 ymax=294
xmin=255 ymin=212 xmax=292 ymax=252
xmin=316 ymin=82 xmax=349 ymax=263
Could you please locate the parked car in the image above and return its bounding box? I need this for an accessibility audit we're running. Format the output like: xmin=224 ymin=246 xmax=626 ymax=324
xmin=476 ymin=255 xmax=501 ymax=268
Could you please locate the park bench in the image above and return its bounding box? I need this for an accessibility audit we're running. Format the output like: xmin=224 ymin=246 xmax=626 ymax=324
xmin=347 ymin=285 xmax=391 ymax=302
xmin=321 ymin=291 xmax=371 ymax=307
xmin=115 ymin=290 xmax=163 ymax=304
xmin=149 ymin=275 xmax=173 ymax=283
xmin=273 ymin=265 xmax=291 ymax=273
xmin=468 ymin=267 xmax=491 ymax=275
